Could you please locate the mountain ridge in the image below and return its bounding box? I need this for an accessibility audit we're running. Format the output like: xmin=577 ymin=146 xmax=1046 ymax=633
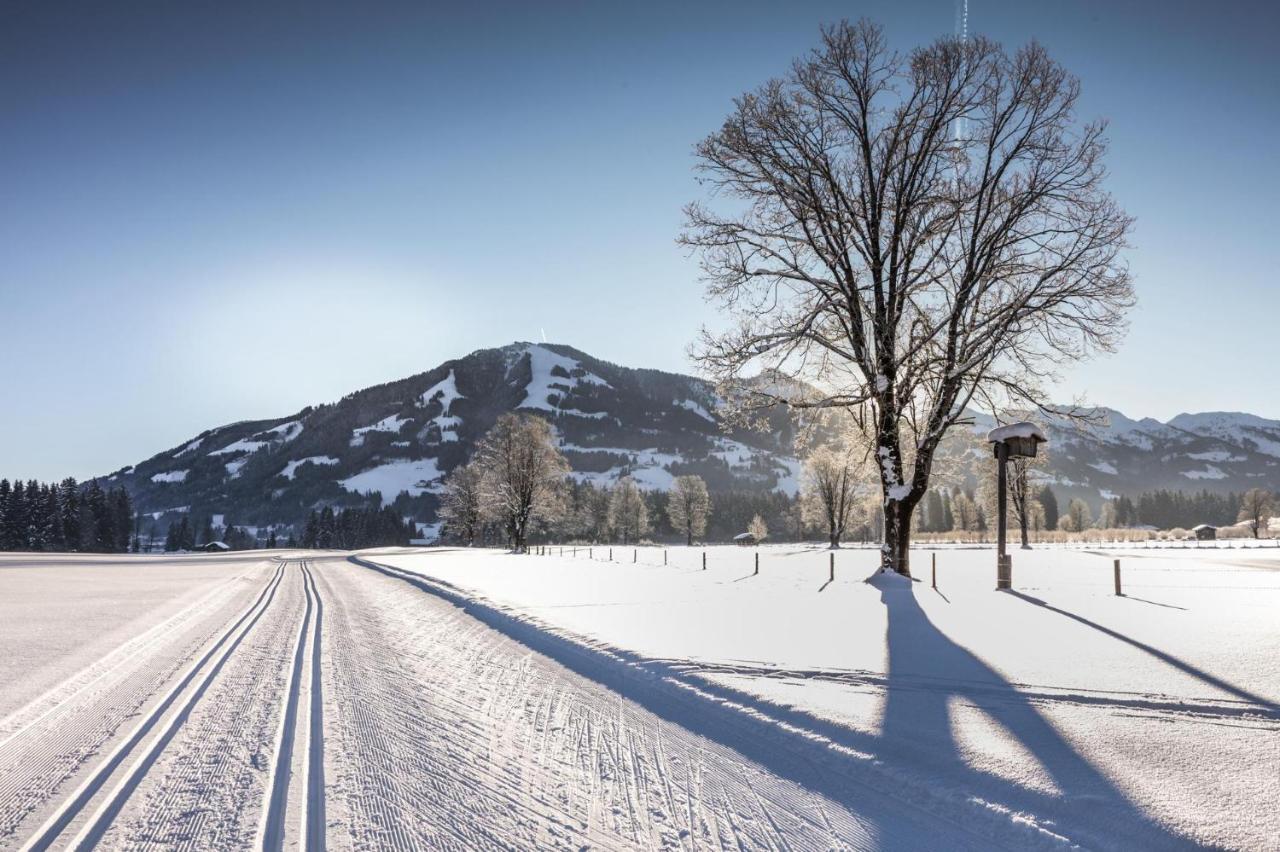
xmin=102 ymin=342 xmax=1280 ymax=534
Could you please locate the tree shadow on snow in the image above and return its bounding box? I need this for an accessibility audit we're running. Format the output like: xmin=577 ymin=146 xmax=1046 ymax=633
xmin=878 ymin=581 xmax=1203 ymax=849
xmin=1008 ymin=591 xmax=1275 ymax=709
xmin=355 ymin=556 xmax=1206 ymax=849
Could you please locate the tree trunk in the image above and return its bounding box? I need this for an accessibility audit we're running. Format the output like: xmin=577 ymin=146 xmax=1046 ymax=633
xmin=1020 ymin=510 xmax=1030 ymax=549
xmin=881 ymin=502 xmax=913 ymax=576
xmin=828 ymin=529 xmax=840 ymax=549
xmin=686 ymin=525 xmax=693 ymax=546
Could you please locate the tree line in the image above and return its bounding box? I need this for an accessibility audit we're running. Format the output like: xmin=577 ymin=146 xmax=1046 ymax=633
xmin=300 ymin=505 xmax=416 ymax=549
xmin=0 ymin=477 xmax=135 ymax=553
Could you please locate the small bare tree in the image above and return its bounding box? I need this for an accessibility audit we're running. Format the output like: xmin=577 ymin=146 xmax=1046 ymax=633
xmin=748 ymin=513 xmax=769 ymax=542
xmin=474 ymin=413 xmax=570 ymax=552
xmin=683 ymin=21 xmax=1133 ymax=574
xmin=438 ymin=462 xmax=484 ymax=546
xmin=978 ymin=454 xmax=1044 ymax=548
xmin=608 ymin=477 xmax=649 ymax=544
xmin=1238 ymin=488 xmax=1274 ymax=539
xmin=666 ymin=475 xmax=712 ymax=545
xmin=801 ymin=444 xmax=861 ymax=548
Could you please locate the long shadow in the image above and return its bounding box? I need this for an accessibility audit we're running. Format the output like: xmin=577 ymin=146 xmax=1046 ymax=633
xmin=878 ymin=581 xmax=1200 ymax=850
xmin=351 ymin=556 xmax=996 ymax=849
xmin=1008 ymin=591 xmax=1276 ymax=709
xmin=354 ymin=556 xmax=1202 ymax=849
xmin=1121 ymin=596 xmax=1188 ymax=611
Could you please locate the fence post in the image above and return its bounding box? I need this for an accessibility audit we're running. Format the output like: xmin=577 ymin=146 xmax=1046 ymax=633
xmin=634 ymin=549 xmax=637 ymax=563
xmin=754 ymin=552 xmax=759 ymax=576
xmin=1114 ymin=559 xmax=1122 ymax=596
xmin=609 ymin=547 xmax=613 ymax=561
xmin=702 ymin=551 xmax=706 ymax=571
xmin=932 ymin=552 xmax=937 ymax=590
xmin=664 ymin=550 xmax=668 ymax=566
xmin=829 ymin=551 xmax=834 ymax=583
xmin=589 ymin=547 xmax=593 ymax=559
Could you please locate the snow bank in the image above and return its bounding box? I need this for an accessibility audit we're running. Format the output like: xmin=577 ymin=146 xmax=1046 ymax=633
xmin=150 ymin=470 xmax=188 ymax=484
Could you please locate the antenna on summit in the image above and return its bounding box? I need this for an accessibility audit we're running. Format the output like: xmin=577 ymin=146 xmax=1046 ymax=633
xmin=954 ymin=0 xmax=970 ymax=142
xmin=540 ymin=328 xmax=548 ymax=343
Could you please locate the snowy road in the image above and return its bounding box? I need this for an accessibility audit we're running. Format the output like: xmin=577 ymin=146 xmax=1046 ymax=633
xmin=0 ymin=554 xmax=985 ymax=850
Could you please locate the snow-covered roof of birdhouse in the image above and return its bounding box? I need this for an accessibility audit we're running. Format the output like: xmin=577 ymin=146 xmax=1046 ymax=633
xmin=986 ymin=422 xmax=1048 ymax=444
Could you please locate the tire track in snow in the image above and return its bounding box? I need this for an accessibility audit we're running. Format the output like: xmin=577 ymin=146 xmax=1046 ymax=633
xmin=302 ymin=562 xmax=327 ymax=852
xmin=17 ymin=561 xmax=286 ymax=852
xmin=258 ymin=560 xmax=326 ymax=852
xmin=93 ymin=560 xmax=307 ymax=850
xmin=0 ymin=566 xmax=266 ymax=845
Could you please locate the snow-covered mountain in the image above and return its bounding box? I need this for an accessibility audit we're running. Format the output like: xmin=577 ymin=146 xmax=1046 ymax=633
xmin=104 ymin=342 xmax=1280 ymax=531
xmin=1007 ymin=408 xmax=1280 ymax=508
xmin=107 ymin=343 xmax=804 ymax=530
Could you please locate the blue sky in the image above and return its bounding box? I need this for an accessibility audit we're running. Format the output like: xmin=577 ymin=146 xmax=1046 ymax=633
xmin=1 ymin=1 xmax=1276 ymax=481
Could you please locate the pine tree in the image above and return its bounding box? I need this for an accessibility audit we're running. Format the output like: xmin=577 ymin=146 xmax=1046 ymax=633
xmin=1038 ymin=485 xmax=1060 ymax=532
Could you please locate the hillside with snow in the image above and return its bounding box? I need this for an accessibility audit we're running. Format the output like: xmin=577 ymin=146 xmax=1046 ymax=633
xmin=103 ymin=342 xmax=1280 ymax=533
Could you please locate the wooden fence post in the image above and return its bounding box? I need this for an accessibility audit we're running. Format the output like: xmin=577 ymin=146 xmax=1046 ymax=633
xmin=829 ymin=551 xmax=834 ymax=583
xmin=754 ymin=552 xmax=759 ymax=575
xmin=633 ymin=549 xmax=637 ymax=563
xmin=702 ymin=551 xmax=706 ymax=571
xmin=664 ymin=550 xmax=668 ymax=566
xmin=1114 ymin=559 xmax=1122 ymax=596
xmin=609 ymin=547 xmax=613 ymax=561
xmin=932 ymin=553 xmax=937 ymax=590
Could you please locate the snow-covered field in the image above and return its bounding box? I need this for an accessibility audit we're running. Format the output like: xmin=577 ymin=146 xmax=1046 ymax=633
xmin=0 ymin=550 xmax=975 ymax=850
xmin=2 ymin=546 xmax=1274 ymax=850
xmin=371 ymin=544 xmax=1280 ymax=851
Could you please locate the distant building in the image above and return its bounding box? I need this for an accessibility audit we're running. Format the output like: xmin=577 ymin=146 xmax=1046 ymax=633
xmin=1191 ymin=524 xmax=1217 ymax=541
xmin=733 ymin=532 xmax=757 ymax=546
xmin=200 ymin=540 xmax=231 ymax=552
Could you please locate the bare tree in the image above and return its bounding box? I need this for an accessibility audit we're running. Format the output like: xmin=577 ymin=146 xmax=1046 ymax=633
xmin=801 ymin=444 xmax=861 ymax=548
xmin=1238 ymin=488 xmax=1274 ymax=539
xmin=438 ymin=462 xmax=484 ymax=546
xmin=748 ymin=513 xmax=769 ymax=542
xmin=474 ymin=413 xmax=570 ymax=552
xmin=608 ymin=477 xmax=649 ymax=544
xmin=978 ymin=454 xmax=1044 ymax=548
xmin=577 ymin=484 xmax=613 ymax=543
xmin=683 ymin=21 xmax=1133 ymax=574
xmin=666 ymin=475 xmax=712 ymax=545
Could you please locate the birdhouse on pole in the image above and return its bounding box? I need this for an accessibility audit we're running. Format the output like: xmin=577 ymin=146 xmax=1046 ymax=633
xmin=986 ymin=422 xmax=1048 ymax=590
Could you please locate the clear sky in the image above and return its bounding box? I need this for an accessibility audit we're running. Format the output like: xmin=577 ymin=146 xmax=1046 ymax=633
xmin=1 ymin=1 xmax=1276 ymax=482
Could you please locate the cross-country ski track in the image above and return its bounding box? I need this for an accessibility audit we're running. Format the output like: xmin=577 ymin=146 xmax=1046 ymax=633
xmin=0 ymin=553 xmax=993 ymax=850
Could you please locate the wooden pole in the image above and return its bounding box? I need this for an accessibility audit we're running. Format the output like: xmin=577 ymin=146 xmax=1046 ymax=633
xmin=702 ymin=551 xmax=706 ymax=571
xmin=829 ymin=551 xmax=834 ymax=583
xmin=754 ymin=552 xmax=759 ymax=575
xmin=932 ymin=552 xmax=937 ymax=590
xmin=609 ymin=547 xmax=613 ymax=561
xmin=996 ymin=442 xmax=1011 ymax=589
xmin=1114 ymin=559 xmax=1122 ymax=596
xmin=633 ymin=549 xmax=637 ymax=563
xmin=664 ymin=550 xmax=668 ymax=566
